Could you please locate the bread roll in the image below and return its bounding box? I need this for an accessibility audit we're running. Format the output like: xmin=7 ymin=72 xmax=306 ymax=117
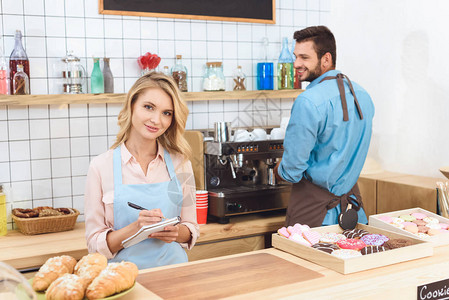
xmin=74 ymin=253 xmax=108 ymax=286
xmin=45 ymin=274 xmax=86 ymax=300
xmin=85 ymin=261 xmax=138 ymax=300
xmin=32 ymin=255 xmax=77 ymax=292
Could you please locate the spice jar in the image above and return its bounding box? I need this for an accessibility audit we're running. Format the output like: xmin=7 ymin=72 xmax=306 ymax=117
xmin=171 ymin=55 xmax=188 ymax=92
xmin=203 ymin=62 xmax=225 ymax=91
xmin=233 ymin=66 xmax=246 ymax=91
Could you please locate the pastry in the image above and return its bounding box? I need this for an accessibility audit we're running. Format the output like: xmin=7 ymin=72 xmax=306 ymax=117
xmin=302 ymin=230 xmax=321 ymax=245
xmin=319 ymin=232 xmax=346 ymax=243
xmin=32 ymin=255 xmax=77 ymax=292
xmin=360 ymin=245 xmax=386 ymax=255
xmin=413 ymin=219 xmax=427 ymax=226
xmin=378 ymin=216 xmax=394 ymax=223
xmin=439 ymin=223 xmax=449 ymax=230
xmin=331 ymin=249 xmax=362 ymax=259
xmin=85 ymin=261 xmax=138 ymax=300
xmin=404 ymin=225 xmax=419 ymax=234
xmin=399 ymin=214 xmax=416 ymax=222
xmin=401 ymin=222 xmax=417 ymax=227
xmin=417 ymin=225 xmax=429 ymax=233
xmin=392 ymin=217 xmax=405 ymax=225
xmin=411 ymin=212 xmax=427 ymax=220
xmin=277 ymin=227 xmax=290 ymax=238
xmin=383 ymin=238 xmax=413 ymax=249
xmin=289 ymin=233 xmax=311 ymax=246
xmin=423 ymin=217 xmax=439 ymax=224
xmin=312 ymin=243 xmax=339 ymax=254
xmin=342 ymin=229 xmax=369 ymax=239
xmin=337 ymin=238 xmax=366 ymax=250
xmin=34 ymin=206 xmax=64 ymax=217
xmin=427 ymin=228 xmax=441 ymax=236
xmin=425 ymin=223 xmax=441 ymax=230
xmin=12 ymin=208 xmax=39 ymax=218
xmin=361 ymin=234 xmax=389 ymax=246
xmin=74 ymin=253 xmax=108 ymax=286
xmin=416 ymin=232 xmax=430 ymax=239
xmin=45 ymin=274 xmax=86 ymax=300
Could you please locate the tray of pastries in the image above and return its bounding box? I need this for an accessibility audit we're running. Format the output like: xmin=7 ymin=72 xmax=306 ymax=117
xmin=12 ymin=206 xmax=79 ymax=235
xmin=26 ymin=253 xmax=138 ymax=300
xmin=369 ymin=208 xmax=449 ymax=246
xmin=272 ymin=223 xmax=433 ymax=274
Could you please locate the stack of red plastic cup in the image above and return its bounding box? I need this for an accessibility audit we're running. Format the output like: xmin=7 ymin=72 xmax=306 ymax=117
xmin=195 ymin=190 xmax=208 ymax=224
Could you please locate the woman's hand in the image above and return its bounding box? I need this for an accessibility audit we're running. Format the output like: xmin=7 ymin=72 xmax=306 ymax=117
xmin=136 ymin=208 xmax=164 ymax=228
xmin=150 ymin=225 xmax=179 ymax=243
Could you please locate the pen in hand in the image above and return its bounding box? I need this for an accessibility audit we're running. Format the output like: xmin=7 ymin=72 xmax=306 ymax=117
xmin=127 ymin=202 xmax=166 ymax=221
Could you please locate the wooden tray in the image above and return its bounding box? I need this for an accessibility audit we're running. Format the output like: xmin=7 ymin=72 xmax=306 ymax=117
xmin=272 ymin=223 xmax=433 ymax=274
xmin=369 ymin=208 xmax=449 ymax=247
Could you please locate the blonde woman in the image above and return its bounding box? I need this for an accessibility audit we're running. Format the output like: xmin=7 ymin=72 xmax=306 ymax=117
xmin=84 ymin=72 xmax=199 ymax=269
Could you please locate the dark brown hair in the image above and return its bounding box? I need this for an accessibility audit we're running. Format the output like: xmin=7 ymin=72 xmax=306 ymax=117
xmin=293 ymin=26 xmax=336 ymax=67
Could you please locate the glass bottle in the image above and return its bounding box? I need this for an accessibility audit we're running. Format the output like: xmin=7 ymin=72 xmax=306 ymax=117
xmin=203 ymin=62 xmax=225 ymax=91
xmin=0 ymin=185 xmax=6 ymax=236
xmin=291 ymin=39 xmax=302 ymax=89
xmin=162 ymin=66 xmax=170 ymax=76
xmin=233 ymin=66 xmax=246 ymax=91
xmin=277 ymin=37 xmax=294 ymax=89
xmin=62 ymin=51 xmax=86 ymax=94
xmin=171 ymin=55 xmax=188 ymax=92
xmin=103 ymin=58 xmax=114 ymax=93
xmin=12 ymin=64 xmax=30 ymax=95
xmin=9 ymin=30 xmax=30 ymax=94
xmin=0 ymin=44 xmax=9 ymax=95
xmin=91 ymin=57 xmax=104 ymax=94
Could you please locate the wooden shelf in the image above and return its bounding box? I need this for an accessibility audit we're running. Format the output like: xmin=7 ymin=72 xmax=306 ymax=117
xmin=0 ymin=90 xmax=303 ymax=106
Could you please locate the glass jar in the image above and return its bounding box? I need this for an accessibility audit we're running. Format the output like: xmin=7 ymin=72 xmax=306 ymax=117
xmin=203 ymin=62 xmax=225 ymax=91
xmin=61 ymin=51 xmax=86 ymax=94
xmin=233 ymin=65 xmax=246 ymax=91
xmin=171 ymin=55 xmax=188 ymax=92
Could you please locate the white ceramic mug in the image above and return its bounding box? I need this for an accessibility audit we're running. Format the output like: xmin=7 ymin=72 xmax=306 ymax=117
xmin=233 ymin=129 xmax=251 ymax=142
xmin=270 ymin=127 xmax=285 ymax=140
xmin=251 ymin=128 xmax=267 ymax=141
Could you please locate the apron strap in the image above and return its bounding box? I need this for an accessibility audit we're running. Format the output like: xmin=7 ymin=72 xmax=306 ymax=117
xmin=320 ymin=73 xmax=364 ymax=121
xmin=163 ymin=149 xmax=176 ymax=180
xmin=113 ymin=146 xmax=123 ymax=186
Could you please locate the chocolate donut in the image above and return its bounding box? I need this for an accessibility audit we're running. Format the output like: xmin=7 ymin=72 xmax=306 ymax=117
xmin=360 ymin=245 xmax=387 ymax=255
xmin=342 ymin=229 xmax=369 ymax=239
xmin=12 ymin=208 xmax=39 ymax=218
xmin=312 ymin=243 xmax=339 ymax=254
xmin=384 ymin=238 xmax=413 ymax=249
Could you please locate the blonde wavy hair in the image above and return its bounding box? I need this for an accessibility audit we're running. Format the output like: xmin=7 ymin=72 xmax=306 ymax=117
xmin=111 ymin=72 xmax=191 ymax=160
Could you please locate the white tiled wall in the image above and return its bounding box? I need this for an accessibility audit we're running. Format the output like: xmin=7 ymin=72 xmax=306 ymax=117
xmin=0 ymin=0 xmax=331 ymax=228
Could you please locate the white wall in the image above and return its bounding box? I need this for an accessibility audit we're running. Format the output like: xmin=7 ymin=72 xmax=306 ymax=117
xmin=331 ymin=0 xmax=449 ymax=178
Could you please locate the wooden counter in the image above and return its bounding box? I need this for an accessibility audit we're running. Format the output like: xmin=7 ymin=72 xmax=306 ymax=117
xmin=121 ymin=245 xmax=449 ymax=299
xmin=0 ymin=212 xmax=285 ymax=270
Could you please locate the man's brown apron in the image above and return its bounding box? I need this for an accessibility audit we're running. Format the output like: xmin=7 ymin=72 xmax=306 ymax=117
xmin=285 ymin=73 xmax=364 ymax=227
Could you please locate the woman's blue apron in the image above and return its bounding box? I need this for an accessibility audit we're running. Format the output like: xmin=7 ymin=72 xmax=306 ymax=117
xmin=109 ymin=146 xmax=188 ymax=269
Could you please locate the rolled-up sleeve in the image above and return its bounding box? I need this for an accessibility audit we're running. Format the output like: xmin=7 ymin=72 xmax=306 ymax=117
xmin=84 ymin=157 xmax=116 ymax=259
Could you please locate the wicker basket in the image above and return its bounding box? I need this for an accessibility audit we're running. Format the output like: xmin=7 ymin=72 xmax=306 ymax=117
xmin=12 ymin=209 xmax=80 ymax=235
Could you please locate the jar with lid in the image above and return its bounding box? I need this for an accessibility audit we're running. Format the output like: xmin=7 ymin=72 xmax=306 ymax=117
xmin=203 ymin=62 xmax=225 ymax=91
xmin=61 ymin=51 xmax=86 ymax=94
xmin=171 ymin=55 xmax=188 ymax=92
xmin=233 ymin=66 xmax=246 ymax=91
xmin=12 ymin=64 xmax=29 ymax=95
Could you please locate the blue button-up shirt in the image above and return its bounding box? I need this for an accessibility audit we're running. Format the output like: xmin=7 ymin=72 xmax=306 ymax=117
xmin=279 ymin=69 xmax=375 ymax=197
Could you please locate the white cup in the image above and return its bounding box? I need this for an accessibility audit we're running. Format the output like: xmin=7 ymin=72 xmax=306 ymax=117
xmin=270 ymin=127 xmax=285 ymax=140
xmin=250 ymin=128 xmax=267 ymax=141
xmin=233 ymin=129 xmax=251 ymax=142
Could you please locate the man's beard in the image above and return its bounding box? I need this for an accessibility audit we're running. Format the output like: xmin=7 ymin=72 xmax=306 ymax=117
xmin=303 ymin=62 xmax=323 ymax=82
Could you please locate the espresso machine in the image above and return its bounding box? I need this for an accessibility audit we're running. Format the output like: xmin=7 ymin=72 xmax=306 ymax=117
xmin=204 ymin=137 xmax=291 ymax=224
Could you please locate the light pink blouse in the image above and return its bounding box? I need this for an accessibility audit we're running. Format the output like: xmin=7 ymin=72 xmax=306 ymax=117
xmin=84 ymin=143 xmax=199 ymax=259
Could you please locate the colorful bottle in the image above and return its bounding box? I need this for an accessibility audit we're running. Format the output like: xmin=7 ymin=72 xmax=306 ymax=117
xmin=291 ymin=39 xmax=301 ymax=89
xmin=171 ymin=55 xmax=188 ymax=92
xmin=102 ymin=58 xmax=114 ymax=93
xmin=91 ymin=57 xmax=104 ymax=94
xmin=12 ymin=64 xmax=30 ymax=95
xmin=0 ymin=44 xmax=9 ymax=95
xmin=277 ymin=37 xmax=294 ymax=89
xmin=0 ymin=185 xmax=7 ymax=236
xmin=162 ymin=66 xmax=170 ymax=77
xmin=9 ymin=30 xmax=30 ymax=94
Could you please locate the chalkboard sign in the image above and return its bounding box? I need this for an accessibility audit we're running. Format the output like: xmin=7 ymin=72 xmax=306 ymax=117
xmin=99 ymin=0 xmax=275 ymax=24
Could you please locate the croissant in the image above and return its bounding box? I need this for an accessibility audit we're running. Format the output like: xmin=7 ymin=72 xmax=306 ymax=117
xmin=85 ymin=261 xmax=138 ymax=300
xmin=45 ymin=274 xmax=86 ymax=300
xmin=74 ymin=253 xmax=108 ymax=286
xmin=32 ymin=255 xmax=77 ymax=292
